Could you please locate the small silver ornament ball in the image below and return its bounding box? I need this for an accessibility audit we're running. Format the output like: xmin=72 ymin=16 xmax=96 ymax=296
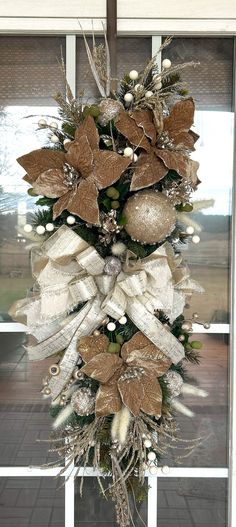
xmin=123 ymin=190 xmax=176 ymax=245
xmin=164 ymin=370 xmax=184 ymax=398
xmin=104 ymin=256 xmax=122 ymax=276
xmin=70 ymin=387 xmax=95 ymax=416
xmin=181 ymin=321 xmax=193 ymax=332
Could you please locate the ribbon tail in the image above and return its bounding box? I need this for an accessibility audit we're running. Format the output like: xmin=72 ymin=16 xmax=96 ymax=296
xmin=126 ymin=298 xmax=184 ymax=364
xmin=48 ymin=295 xmax=107 ymax=400
xmin=27 ymin=301 xmax=94 ymax=361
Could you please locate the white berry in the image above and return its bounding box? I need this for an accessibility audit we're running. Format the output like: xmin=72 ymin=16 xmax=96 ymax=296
xmin=50 ymin=134 xmax=60 ymax=144
xmin=124 ymin=93 xmax=134 ymax=103
xmin=63 ymin=138 xmax=71 ymax=146
xmin=129 ymin=70 xmax=139 ymax=80
xmin=162 ymin=465 xmax=170 ymax=474
xmin=36 ymin=225 xmax=46 ymax=235
xmin=162 ymin=59 xmax=172 ymax=70
xmin=124 ymin=147 xmax=134 ymax=158
xmin=134 ymin=83 xmax=144 ymax=92
xmin=192 ymin=235 xmax=200 ymax=244
xmin=24 ymin=224 xmax=33 ymax=233
xmin=46 ymin=223 xmax=55 ymax=232
xmin=147 ymin=451 xmax=156 ymax=461
xmin=149 ymin=465 xmax=158 ymax=475
xmin=107 ymin=322 xmax=116 ymax=331
xmin=49 ymin=121 xmax=58 ymax=130
xmin=144 ymin=439 xmax=152 ymax=448
xmin=66 ymin=215 xmax=76 ymax=225
xmin=133 ymin=153 xmax=138 ymax=162
xmin=111 ymin=242 xmax=126 ymax=256
xmin=186 ymin=226 xmax=194 ymax=235
xmin=145 ymin=91 xmax=153 ymax=98
xmin=119 ymin=316 xmax=127 ymax=325
xmin=38 ymin=119 xmax=47 ymax=128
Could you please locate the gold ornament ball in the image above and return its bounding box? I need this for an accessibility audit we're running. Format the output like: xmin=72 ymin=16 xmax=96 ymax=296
xmin=123 ymin=190 xmax=176 ymax=245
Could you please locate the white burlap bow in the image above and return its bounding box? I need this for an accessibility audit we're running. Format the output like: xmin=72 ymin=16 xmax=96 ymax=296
xmin=11 ymin=225 xmax=203 ymax=399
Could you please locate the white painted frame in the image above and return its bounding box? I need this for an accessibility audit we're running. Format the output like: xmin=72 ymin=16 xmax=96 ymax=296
xmin=0 ymin=24 xmax=234 ymax=527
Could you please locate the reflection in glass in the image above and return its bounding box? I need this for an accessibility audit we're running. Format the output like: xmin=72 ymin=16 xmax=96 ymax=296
xmin=157 ymin=478 xmax=227 ymax=527
xmin=0 ymin=106 xmax=58 ymax=311
xmin=75 ymin=477 xmax=147 ymax=527
xmin=0 ymin=333 xmax=59 ymax=466
xmin=0 ymin=478 xmax=64 ymax=526
xmin=161 ymin=333 xmax=228 ymax=468
xmin=182 ymin=111 xmax=233 ymax=322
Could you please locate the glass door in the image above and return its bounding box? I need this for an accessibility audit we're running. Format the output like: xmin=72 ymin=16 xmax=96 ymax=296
xmin=0 ymin=34 xmax=234 ymax=527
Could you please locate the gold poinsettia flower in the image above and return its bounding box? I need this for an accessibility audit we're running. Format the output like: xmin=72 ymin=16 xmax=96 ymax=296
xmin=78 ymin=331 xmax=171 ymax=417
xmin=17 ymin=116 xmax=130 ymax=225
xmin=115 ymin=98 xmax=200 ymax=191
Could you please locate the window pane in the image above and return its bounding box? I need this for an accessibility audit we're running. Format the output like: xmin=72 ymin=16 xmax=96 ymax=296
xmin=0 ymin=478 xmax=64 ymax=527
xmin=163 ymin=38 xmax=234 ymax=323
xmin=0 ymin=333 xmax=59 ymax=466
xmin=75 ymin=477 xmax=147 ymax=527
xmin=76 ymin=36 xmax=151 ymax=99
xmin=162 ymin=37 xmax=233 ymax=111
xmin=157 ymin=478 xmax=227 ymax=527
xmin=0 ymin=36 xmax=66 ymax=106
xmin=161 ymin=333 xmax=228 ymax=467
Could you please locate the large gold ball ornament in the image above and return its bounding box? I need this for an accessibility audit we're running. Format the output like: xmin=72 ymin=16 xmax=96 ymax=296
xmin=123 ymin=190 xmax=176 ymax=244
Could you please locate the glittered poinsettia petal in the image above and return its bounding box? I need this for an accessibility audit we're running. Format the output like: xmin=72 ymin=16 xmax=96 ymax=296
xmin=156 ymin=149 xmax=189 ymax=179
xmin=130 ymin=151 xmax=167 ymax=191
xmin=17 ymin=149 xmax=66 ymax=183
xmin=66 ymin=135 xmax=93 ymax=177
xmin=122 ymin=331 xmax=172 ymax=376
xmin=95 ymin=383 xmax=122 ymax=416
xmin=164 ymin=98 xmax=195 ymax=136
xmin=78 ymin=334 xmax=109 ymax=363
xmin=53 ymin=192 xmax=71 ymax=219
xmin=92 ymin=151 xmax=130 ymax=189
xmin=118 ymin=375 xmax=145 ymax=416
xmin=33 ymin=169 xmax=67 ymax=198
xmin=141 ymin=376 xmax=163 ymax=417
xmin=171 ymin=131 xmax=197 ymax=151
xmin=131 ymin=109 xmax=157 ymax=145
xmin=75 ymin=115 xmax=99 ymax=151
xmin=115 ymin=112 xmax=151 ymax=152
xmin=81 ymin=353 xmax=123 ymax=383
xmin=67 ymin=179 xmax=100 ymax=225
